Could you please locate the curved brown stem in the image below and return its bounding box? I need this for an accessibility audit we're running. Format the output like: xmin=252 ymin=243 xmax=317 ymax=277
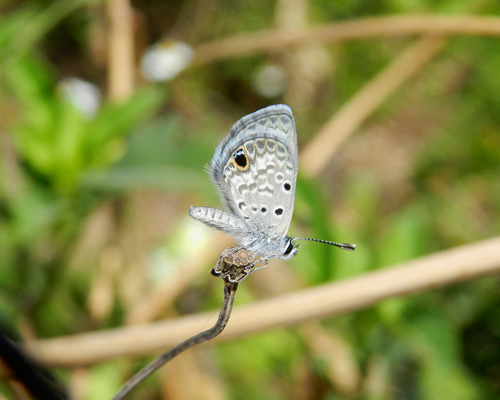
xmin=111 ymin=280 xmax=238 ymax=400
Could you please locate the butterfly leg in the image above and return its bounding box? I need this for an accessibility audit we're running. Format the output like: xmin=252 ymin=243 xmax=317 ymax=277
xmin=245 ymin=258 xmax=268 ymax=275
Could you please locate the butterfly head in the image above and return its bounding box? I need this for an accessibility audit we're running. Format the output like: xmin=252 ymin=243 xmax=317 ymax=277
xmin=280 ymin=236 xmax=300 ymax=260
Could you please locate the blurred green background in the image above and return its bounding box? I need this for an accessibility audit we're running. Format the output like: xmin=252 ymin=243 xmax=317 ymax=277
xmin=1 ymin=0 xmax=500 ymax=399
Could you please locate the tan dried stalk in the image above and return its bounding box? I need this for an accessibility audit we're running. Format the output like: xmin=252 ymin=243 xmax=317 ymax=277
xmin=193 ymin=15 xmax=500 ymax=65
xmin=26 ymin=236 xmax=500 ymax=368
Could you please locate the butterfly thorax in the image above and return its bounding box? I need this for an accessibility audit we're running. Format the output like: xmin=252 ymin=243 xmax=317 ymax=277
xmin=239 ymin=233 xmax=297 ymax=261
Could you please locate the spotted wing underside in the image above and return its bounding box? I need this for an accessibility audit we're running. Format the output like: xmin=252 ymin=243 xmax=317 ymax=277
xmin=209 ymin=105 xmax=298 ymax=239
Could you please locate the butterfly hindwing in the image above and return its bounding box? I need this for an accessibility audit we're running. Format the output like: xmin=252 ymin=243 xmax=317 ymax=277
xmin=209 ymin=105 xmax=298 ymax=240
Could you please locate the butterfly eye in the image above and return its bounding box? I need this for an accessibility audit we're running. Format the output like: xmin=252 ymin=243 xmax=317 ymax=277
xmin=283 ymin=239 xmax=294 ymax=255
xmin=232 ymin=148 xmax=249 ymax=170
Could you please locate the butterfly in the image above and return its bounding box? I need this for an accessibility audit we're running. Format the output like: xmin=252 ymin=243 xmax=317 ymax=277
xmin=190 ymin=104 xmax=355 ymax=282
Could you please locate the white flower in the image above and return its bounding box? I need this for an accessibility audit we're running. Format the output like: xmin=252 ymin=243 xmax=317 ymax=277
xmin=141 ymin=41 xmax=194 ymax=82
xmin=58 ymin=77 xmax=101 ymax=118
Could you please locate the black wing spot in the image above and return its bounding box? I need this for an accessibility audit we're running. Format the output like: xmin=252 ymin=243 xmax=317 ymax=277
xmin=284 ymin=182 xmax=291 ymax=191
xmin=275 ymin=208 xmax=284 ymax=216
xmin=238 ymin=201 xmax=246 ymax=210
xmin=261 ymin=207 xmax=267 ymax=213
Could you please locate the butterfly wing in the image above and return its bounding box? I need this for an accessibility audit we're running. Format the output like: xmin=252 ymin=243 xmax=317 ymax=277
xmin=209 ymin=105 xmax=298 ymax=242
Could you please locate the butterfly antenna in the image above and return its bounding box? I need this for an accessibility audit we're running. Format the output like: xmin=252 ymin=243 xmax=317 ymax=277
xmin=293 ymin=237 xmax=357 ymax=251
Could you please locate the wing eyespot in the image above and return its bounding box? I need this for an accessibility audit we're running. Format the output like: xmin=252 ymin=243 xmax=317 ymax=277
xmin=231 ymin=148 xmax=249 ymax=171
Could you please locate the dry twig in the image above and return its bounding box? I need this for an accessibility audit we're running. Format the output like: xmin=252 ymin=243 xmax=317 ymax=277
xmin=193 ymin=15 xmax=500 ymax=65
xmin=27 ymin=236 xmax=500 ymax=367
xmin=107 ymin=0 xmax=134 ymax=99
xmin=111 ymin=280 xmax=238 ymax=400
xmin=300 ymin=35 xmax=447 ymax=177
